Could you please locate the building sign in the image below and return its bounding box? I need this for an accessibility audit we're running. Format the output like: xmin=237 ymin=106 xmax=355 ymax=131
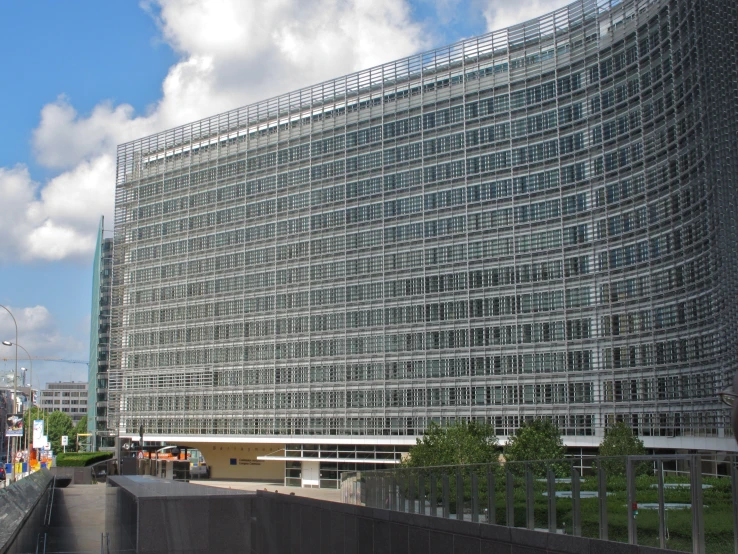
xmin=6 ymin=414 xmax=23 ymax=437
xmin=238 ymin=459 xmax=262 ymax=466
xmin=32 ymin=420 xmax=45 ymax=448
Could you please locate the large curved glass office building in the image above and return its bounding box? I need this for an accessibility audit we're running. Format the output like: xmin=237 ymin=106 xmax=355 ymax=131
xmin=110 ymin=0 xmax=738 ymax=484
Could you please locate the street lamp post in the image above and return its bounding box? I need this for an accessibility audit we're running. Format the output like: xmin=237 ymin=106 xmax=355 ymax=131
xmin=0 ymin=305 xmax=18 ymax=477
xmin=2 ymin=343 xmax=33 ymax=473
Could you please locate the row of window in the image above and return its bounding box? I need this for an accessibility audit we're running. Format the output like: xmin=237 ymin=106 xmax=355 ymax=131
xmin=603 ymin=334 xmax=718 ymax=369
xmin=127 ymin=413 xmax=602 ymax=438
xmin=125 ymin=325 xmax=717 ymax=369
xmin=129 ymin=374 xmax=719 ymax=410
xmin=130 ymin=289 xmax=595 ymax=346
xmin=132 ymin=229 xmax=694 ymax=306
xmin=129 ymin=256 xmax=712 ymax=332
xmin=126 ymin=409 xmax=726 ymax=438
xmin=121 ymin=351 xmax=591 ymax=392
xmin=134 ymin=183 xmax=697 ymax=267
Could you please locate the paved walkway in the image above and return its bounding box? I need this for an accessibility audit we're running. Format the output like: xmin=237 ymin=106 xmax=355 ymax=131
xmin=45 ymin=485 xmax=107 ymax=554
xmin=190 ymin=479 xmax=343 ymax=503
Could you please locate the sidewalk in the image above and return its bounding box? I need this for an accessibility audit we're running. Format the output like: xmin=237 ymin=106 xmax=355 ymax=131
xmin=189 ymin=479 xmax=342 ymax=503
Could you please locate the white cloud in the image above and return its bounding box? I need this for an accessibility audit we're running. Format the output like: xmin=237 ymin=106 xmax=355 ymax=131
xmin=0 ymin=166 xmax=38 ymax=259
xmin=0 ymin=305 xmax=85 ymax=361
xmin=0 ymin=0 xmax=429 ymax=265
xmin=0 ymin=305 xmax=88 ymax=389
xmin=32 ymin=98 xmax=147 ymax=171
xmin=0 ymin=157 xmax=113 ymax=263
xmin=147 ymin=0 xmax=428 ymax=124
xmin=0 ymin=306 xmax=88 ymax=387
xmin=483 ymin=0 xmax=573 ymax=32
xmin=1 ymin=0 xmax=575 ymax=265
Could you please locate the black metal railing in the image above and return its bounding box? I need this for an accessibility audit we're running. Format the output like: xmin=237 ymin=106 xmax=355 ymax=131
xmin=341 ymin=454 xmax=738 ymax=554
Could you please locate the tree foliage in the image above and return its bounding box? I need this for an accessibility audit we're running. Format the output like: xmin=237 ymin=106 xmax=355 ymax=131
xmin=599 ymin=421 xmax=646 ymax=457
xmin=46 ymin=411 xmax=74 ymax=454
xmin=504 ymin=419 xmax=566 ymax=476
xmin=21 ymin=409 xmax=78 ymax=453
xmin=597 ymin=421 xmax=649 ymax=476
xmin=74 ymin=415 xmax=88 ymax=438
xmin=405 ymin=421 xmax=499 ymax=467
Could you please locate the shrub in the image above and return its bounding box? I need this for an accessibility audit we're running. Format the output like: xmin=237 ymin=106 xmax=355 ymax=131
xmin=596 ymin=422 xmax=649 ymax=477
xmin=55 ymin=452 xmax=113 ymax=467
xmin=405 ymin=421 xmax=499 ymax=467
xmin=504 ymin=419 xmax=567 ymax=477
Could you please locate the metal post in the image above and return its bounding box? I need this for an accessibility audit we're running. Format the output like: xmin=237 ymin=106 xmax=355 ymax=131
xmin=442 ymin=473 xmax=450 ymax=518
xmin=471 ymin=473 xmax=479 ymax=523
xmin=398 ymin=473 xmax=406 ymax=513
xmin=456 ymin=469 xmax=464 ymax=521
xmin=486 ymin=470 xmax=496 ymax=525
xmin=657 ymin=460 xmax=666 ymax=550
xmin=690 ymin=455 xmax=705 ymax=554
xmin=430 ymin=474 xmax=437 ymax=517
xmin=598 ymin=466 xmax=608 ymax=541
xmin=571 ymin=465 xmax=581 ymax=537
xmin=13 ymin=346 xmax=33 ymax=466
xmin=418 ymin=473 xmax=425 ymax=516
xmin=506 ymin=470 xmax=515 ymax=527
xmin=547 ymin=469 xmax=556 ymax=533
xmin=730 ymin=455 xmax=738 ymax=554
xmin=407 ymin=472 xmax=415 ymax=514
xmin=525 ymin=464 xmax=534 ymax=530
xmin=626 ymin=457 xmax=637 ymax=545
xmin=382 ymin=474 xmax=387 ymax=510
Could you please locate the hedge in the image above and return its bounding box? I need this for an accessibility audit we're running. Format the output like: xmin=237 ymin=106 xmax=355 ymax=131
xmin=55 ymin=452 xmax=114 ymax=467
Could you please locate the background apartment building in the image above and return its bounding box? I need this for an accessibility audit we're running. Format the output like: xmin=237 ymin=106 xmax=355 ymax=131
xmin=40 ymin=382 xmax=88 ymax=425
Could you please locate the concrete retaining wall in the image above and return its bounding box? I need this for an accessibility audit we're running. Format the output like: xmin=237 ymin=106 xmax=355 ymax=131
xmin=0 ymin=470 xmax=53 ymax=554
xmin=49 ymin=466 xmax=93 ymax=485
xmin=104 ymin=478 xmax=681 ymax=554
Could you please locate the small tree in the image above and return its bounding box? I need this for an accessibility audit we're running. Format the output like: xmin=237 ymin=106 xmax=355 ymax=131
xmin=597 ymin=421 xmax=649 ymax=476
xmin=405 ymin=421 xmax=499 ymax=467
xmin=46 ymin=411 xmax=74 ymax=454
xmin=504 ymin=418 xmax=567 ymax=476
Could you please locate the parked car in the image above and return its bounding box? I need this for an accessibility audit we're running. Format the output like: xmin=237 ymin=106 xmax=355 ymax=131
xmin=190 ymin=456 xmax=210 ymax=479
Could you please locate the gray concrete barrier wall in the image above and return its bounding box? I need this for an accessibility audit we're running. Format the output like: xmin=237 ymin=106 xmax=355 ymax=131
xmin=0 ymin=470 xmax=53 ymax=554
xmin=107 ymin=475 xmax=253 ymax=554
xmin=49 ymin=466 xmax=93 ymax=485
xmin=104 ymin=477 xmax=681 ymax=554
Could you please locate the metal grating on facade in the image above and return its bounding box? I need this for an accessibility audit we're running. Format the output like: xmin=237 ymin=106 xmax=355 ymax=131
xmin=109 ymin=0 xmax=738 ymax=447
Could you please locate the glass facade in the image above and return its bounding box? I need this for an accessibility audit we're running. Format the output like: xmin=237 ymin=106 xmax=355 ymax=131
xmin=88 ymin=217 xmax=114 ymax=448
xmin=110 ymin=0 xmax=738 ymax=446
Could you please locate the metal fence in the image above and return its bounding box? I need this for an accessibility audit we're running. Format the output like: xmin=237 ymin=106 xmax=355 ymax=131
xmin=341 ymin=454 xmax=738 ymax=554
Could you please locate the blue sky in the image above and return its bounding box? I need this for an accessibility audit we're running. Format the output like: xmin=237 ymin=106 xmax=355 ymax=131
xmin=0 ymin=0 xmax=568 ymax=389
